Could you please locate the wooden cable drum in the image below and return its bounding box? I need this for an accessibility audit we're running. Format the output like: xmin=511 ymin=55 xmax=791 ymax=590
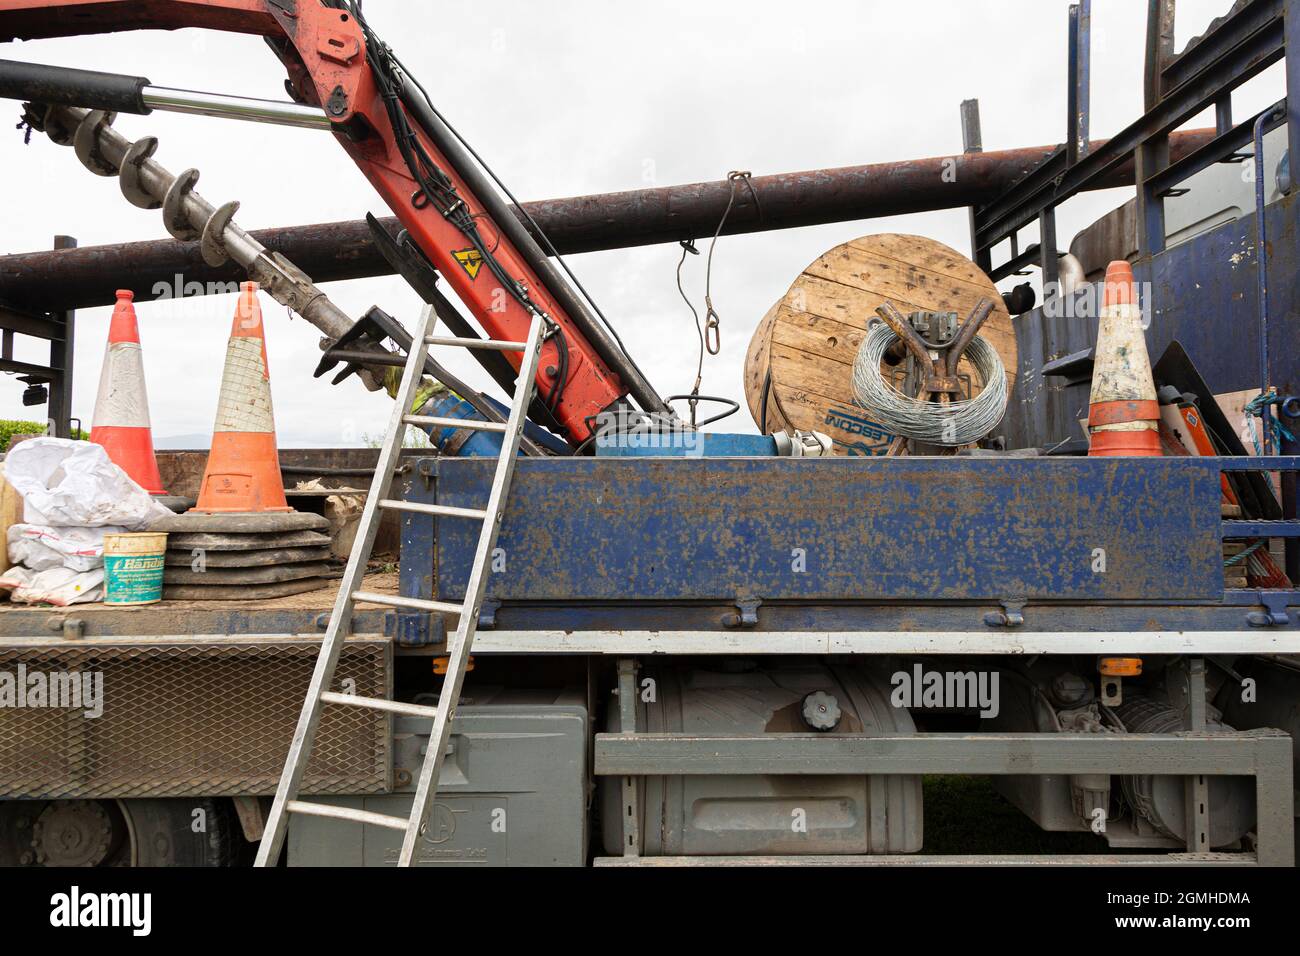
xmin=744 ymin=233 xmax=1018 ymax=455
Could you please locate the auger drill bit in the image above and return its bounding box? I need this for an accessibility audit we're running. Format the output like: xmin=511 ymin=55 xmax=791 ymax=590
xmin=24 ymin=102 xmax=382 ymax=389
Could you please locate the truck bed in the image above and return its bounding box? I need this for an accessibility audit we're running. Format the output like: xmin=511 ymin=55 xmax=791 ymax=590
xmin=0 ymin=572 xmax=402 ymax=640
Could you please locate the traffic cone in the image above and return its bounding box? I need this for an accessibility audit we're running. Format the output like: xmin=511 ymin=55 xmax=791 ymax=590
xmin=89 ymin=290 xmax=167 ymax=494
xmin=191 ymin=282 xmax=291 ymax=513
xmin=1087 ymin=261 xmax=1161 ymax=457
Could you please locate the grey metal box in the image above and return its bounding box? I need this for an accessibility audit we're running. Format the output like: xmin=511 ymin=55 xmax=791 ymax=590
xmin=289 ymin=687 xmax=587 ymax=866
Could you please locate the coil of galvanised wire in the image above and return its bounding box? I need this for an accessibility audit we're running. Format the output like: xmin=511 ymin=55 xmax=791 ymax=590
xmin=850 ymin=320 xmax=1009 ymax=446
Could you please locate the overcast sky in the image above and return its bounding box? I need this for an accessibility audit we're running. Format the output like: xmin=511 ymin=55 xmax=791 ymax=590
xmin=0 ymin=0 xmax=1284 ymax=446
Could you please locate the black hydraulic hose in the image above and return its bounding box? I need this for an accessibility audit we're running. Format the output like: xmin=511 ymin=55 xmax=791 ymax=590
xmin=393 ymin=81 xmax=669 ymax=416
xmin=0 ymin=58 xmax=150 ymax=114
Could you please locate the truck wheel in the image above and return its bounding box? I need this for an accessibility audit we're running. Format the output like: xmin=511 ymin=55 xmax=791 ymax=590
xmin=120 ymin=798 xmax=239 ymax=866
xmin=0 ymin=798 xmax=238 ymax=867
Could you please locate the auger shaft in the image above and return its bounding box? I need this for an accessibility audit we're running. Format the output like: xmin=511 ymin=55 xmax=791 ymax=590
xmin=28 ymin=103 xmax=358 ymax=348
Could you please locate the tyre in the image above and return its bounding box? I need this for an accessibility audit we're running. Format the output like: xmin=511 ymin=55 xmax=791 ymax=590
xmin=0 ymin=797 xmax=240 ymax=867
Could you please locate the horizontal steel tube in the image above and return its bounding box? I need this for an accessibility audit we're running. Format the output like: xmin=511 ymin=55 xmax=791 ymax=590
xmin=0 ymin=57 xmax=148 ymax=113
xmin=1222 ymin=520 xmax=1300 ymax=537
xmin=466 ymin=629 xmax=1300 ymax=655
xmin=0 ymin=130 xmax=1215 ymax=311
xmin=141 ymin=86 xmax=331 ymax=130
xmin=0 ymin=60 xmax=328 ymax=128
xmin=593 ymin=731 xmax=1288 ymax=776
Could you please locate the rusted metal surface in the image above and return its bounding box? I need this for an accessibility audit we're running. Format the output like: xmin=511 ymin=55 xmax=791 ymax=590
xmin=0 ymin=0 xmax=279 ymax=43
xmin=0 ymin=130 xmax=1215 ymax=311
xmin=426 ymin=456 xmax=1223 ymax=603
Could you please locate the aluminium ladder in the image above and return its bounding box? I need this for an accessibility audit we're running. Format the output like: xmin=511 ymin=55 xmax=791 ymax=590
xmin=255 ymin=302 xmax=546 ymax=867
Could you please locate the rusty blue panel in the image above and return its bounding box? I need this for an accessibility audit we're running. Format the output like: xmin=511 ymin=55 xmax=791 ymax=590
xmin=428 ymin=457 xmax=1224 ymax=603
xmin=395 ymin=468 xmax=439 ymax=646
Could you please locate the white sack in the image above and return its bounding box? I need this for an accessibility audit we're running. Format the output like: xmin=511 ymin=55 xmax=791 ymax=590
xmin=0 ymin=564 xmax=105 ymax=606
xmin=3 ymin=438 xmax=170 ymax=529
xmin=7 ymin=523 xmax=126 ymax=573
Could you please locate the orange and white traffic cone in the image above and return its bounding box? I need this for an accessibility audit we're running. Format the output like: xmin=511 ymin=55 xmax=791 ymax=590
xmin=1087 ymin=261 xmax=1162 ymax=457
xmin=89 ymin=290 xmax=167 ymax=494
xmin=190 ymin=282 xmax=291 ymax=513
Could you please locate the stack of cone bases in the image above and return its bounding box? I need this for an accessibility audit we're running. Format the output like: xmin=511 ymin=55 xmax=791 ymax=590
xmin=90 ymin=290 xmax=168 ymax=495
xmin=1087 ymin=261 xmax=1162 ymax=457
xmin=150 ymin=283 xmax=334 ymax=600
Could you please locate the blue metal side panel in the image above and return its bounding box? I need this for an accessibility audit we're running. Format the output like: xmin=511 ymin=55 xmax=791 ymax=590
xmin=396 ymin=468 xmax=438 ymax=646
xmin=428 ymin=457 xmax=1223 ymax=603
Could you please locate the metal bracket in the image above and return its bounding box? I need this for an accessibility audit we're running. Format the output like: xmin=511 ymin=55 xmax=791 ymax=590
xmin=389 ymin=610 xmax=441 ymax=648
xmin=876 ymin=297 xmax=996 ymax=398
xmin=477 ymin=599 xmax=500 ymax=630
xmin=1099 ymin=675 xmax=1123 ymax=707
xmin=1246 ymin=592 xmax=1292 ymax=627
xmin=615 ymin=658 xmax=641 ymax=858
xmin=313 ymin=304 xmax=409 ymax=386
xmin=46 ymin=616 xmax=85 ymax=639
xmin=325 ymin=85 xmax=348 ymax=117
xmin=417 ymin=457 xmax=438 ymax=489
xmin=984 ymin=600 xmax=1026 ymax=627
xmin=723 ymin=598 xmax=762 ymax=628
xmin=1181 ymin=657 xmax=1211 ymax=854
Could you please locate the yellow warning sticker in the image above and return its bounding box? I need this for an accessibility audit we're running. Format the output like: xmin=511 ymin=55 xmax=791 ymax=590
xmin=453 ymin=248 xmax=483 ymax=281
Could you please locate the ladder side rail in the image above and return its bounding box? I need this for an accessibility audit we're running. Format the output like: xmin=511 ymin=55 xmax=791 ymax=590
xmin=397 ymin=314 xmax=546 ymax=866
xmin=255 ymin=302 xmax=439 ymax=867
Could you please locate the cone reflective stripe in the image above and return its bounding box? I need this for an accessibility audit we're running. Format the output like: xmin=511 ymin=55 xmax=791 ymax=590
xmin=89 ymin=290 xmax=167 ymax=494
xmin=191 ymin=282 xmax=292 ymax=513
xmin=1087 ymin=261 xmax=1162 ymax=457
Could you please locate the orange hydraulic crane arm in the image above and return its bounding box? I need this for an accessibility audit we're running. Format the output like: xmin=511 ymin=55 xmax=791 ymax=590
xmin=0 ymin=0 xmax=667 ymax=442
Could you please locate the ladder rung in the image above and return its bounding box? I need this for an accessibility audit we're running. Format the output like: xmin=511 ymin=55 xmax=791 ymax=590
xmin=380 ymin=499 xmax=488 ymax=520
xmin=352 ymin=591 xmax=465 ymax=615
xmin=319 ymin=691 xmax=441 ymax=719
xmin=286 ymin=800 xmax=410 ymax=832
xmin=404 ymin=414 xmax=508 ymax=433
xmin=425 ymin=335 xmax=526 ymax=352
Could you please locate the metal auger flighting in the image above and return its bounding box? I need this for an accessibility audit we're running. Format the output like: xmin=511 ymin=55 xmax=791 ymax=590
xmin=24 ymin=102 xmax=380 ymax=386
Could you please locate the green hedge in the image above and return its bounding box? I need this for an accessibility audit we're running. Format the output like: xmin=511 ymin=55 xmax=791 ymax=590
xmin=0 ymin=420 xmax=89 ymax=453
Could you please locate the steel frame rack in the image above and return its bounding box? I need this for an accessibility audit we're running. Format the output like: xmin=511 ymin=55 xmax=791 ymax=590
xmin=969 ymin=0 xmax=1300 ymax=278
xmin=0 ymin=235 xmax=77 ymax=436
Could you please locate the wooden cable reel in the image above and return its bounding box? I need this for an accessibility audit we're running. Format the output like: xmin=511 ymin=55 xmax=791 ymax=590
xmin=744 ymin=234 xmax=1018 ymax=455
